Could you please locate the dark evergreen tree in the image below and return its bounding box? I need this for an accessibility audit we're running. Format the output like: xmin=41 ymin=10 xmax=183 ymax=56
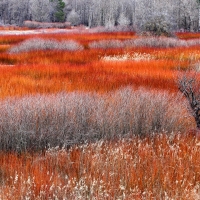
xmin=49 ymin=0 xmax=66 ymax=22
xmin=55 ymin=0 xmax=65 ymax=22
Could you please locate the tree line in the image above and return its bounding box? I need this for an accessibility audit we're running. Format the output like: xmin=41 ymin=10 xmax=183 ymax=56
xmin=0 ymin=0 xmax=200 ymax=31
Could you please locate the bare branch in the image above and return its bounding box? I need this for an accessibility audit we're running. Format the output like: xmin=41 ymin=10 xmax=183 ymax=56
xmin=177 ymin=72 xmax=200 ymax=129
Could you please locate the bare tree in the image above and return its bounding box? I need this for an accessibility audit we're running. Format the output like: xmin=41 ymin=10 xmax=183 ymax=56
xmin=0 ymin=0 xmax=199 ymax=31
xmin=178 ymin=73 xmax=200 ymax=129
xmin=30 ymin=0 xmax=52 ymax=22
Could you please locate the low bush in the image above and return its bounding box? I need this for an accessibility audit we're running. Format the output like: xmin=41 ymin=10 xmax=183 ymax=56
xmin=8 ymin=38 xmax=84 ymax=53
xmin=23 ymin=21 xmax=71 ymax=29
xmin=0 ymin=88 xmax=193 ymax=152
xmin=89 ymin=37 xmax=200 ymax=49
xmin=124 ymin=37 xmax=188 ymax=48
xmin=88 ymin=39 xmax=124 ymax=49
xmin=139 ymin=16 xmax=173 ymax=37
xmin=89 ymin=25 xmax=135 ymax=33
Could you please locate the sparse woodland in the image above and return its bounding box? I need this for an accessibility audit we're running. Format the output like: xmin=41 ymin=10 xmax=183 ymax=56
xmin=0 ymin=1 xmax=200 ymax=199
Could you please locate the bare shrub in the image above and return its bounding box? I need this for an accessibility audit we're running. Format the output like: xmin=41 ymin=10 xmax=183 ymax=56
xmin=178 ymin=72 xmax=200 ymax=129
xmin=89 ymin=37 xmax=200 ymax=49
xmin=23 ymin=21 xmax=71 ymax=29
xmin=127 ymin=37 xmax=200 ymax=48
xmin=88 ymin=39 xmax=124 ymax=49
xmin=124 ymin=37 xmax=188 ymax=48
xmin=0 ymin=88 xmax=193 ymax=152
xmin=60 ymin=40 xmax=84 ymax=51
xmin=8 ymin=38 xmax=84 ymax=53
xmin=88 ymin=25 xmax=135 ymax=33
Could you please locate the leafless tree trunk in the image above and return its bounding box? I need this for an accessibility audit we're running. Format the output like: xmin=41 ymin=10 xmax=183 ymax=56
xmin=178 ymin=73 xmax=200 ymax=129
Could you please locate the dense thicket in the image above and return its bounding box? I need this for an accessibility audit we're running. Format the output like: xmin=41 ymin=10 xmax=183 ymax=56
xmin=0 ymin=0 xmax=200 ymax=32
xmin=0 ymin=88 xmax=193 ymax=152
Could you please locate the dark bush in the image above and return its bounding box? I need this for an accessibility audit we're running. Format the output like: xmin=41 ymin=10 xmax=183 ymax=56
xmin=139 ymin=16 xmax=173 ymax=37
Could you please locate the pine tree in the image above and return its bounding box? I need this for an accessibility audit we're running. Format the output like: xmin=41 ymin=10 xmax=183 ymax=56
xmin=55 ymin=0 xmax=65 ymax=22
xmin=50 ymin=0 xmax=65 ymax=22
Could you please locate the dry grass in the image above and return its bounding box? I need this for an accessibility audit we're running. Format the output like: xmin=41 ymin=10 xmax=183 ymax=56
xmin=0 ymin=31 xmax=200 ymax=199
xmin=0 ymin=134 xmax=200 ymax=199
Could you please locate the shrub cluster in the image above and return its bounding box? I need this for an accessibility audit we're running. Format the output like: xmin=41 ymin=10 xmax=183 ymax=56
xmin=89 ymin=25 xmax=135 ymax=33
xmin=8 ymin=38 xmax=84 ymax=53
xmin=124 ymin=37 xmax=188 ymax=48
xmin=139 ymin=16 xmax=173 ymax=37
xmin=88 ymin=39 xmax=124 ymax=49
xmin=0 ymin=88 xmax=193 ymax=152
xmin=89 ymin=37 xmax=200 ymax=49
xmin=23 ymin=21 xmax=71 ymax=29
xmin=9 ymin=37 xmax=200 ymax=53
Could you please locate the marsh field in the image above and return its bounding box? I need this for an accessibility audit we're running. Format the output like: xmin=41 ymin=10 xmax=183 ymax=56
xmin=0 ymin=29 xmax=200 ymax=199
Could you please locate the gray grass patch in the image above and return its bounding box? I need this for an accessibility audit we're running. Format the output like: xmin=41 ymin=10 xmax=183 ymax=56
xmin=0 ymin=88 xmax=193 ymax=152
xmin=8 ymin=38 xmax=84 ymax=53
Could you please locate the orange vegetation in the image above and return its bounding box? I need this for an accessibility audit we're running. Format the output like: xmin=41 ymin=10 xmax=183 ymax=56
xmin=1 ymin=32 xmax=200 ymax=98
xmin=176 ymin=32 xmax=200 ymax=40
xmin=0 ymin=60 xmax=181 ymax=98
xmin=0 ymin=31 xmax=200 ymax=198
xmin=0 ymin=133 xmax=199 ymax=199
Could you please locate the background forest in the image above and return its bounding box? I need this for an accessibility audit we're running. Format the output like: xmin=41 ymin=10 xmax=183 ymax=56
xmin=1 ymin=0 xmax=200 ymax=32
